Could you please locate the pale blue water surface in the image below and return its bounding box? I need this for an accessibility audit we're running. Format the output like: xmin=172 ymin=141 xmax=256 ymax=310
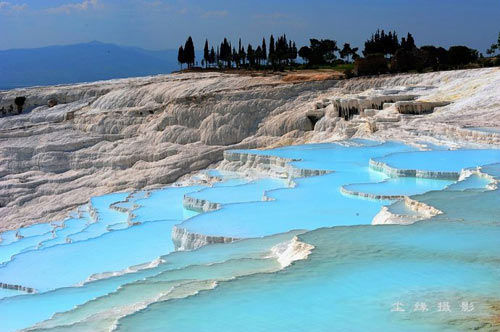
xmin=0 ymin=140 xmax=498 ymax=332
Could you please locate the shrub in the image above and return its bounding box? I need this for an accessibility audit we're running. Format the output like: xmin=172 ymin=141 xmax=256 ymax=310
xmin=354 ymin=54 xmax=388 ymax=76
xmin=344 ymin=68 xmax=355 ymax=79
xmin=448 ymin=46 xmax=479 ymax=68
xmin=390 ymin=48 xmax=425 ymax=73
xmin=14 ymin=96 xmax=26 ymax=113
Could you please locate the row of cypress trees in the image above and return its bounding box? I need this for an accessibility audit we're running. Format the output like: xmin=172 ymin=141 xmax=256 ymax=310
xmin=177 ymin=35 xmax=297 ymax=69
xmin=177 ymin=30 xmax=499 ymax=72
xmin=177 ymin=37 xmax=195 ymax=69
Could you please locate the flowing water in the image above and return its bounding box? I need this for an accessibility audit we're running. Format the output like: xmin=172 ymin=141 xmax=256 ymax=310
xmin=0 ymin=140 xmax=499 ymax=332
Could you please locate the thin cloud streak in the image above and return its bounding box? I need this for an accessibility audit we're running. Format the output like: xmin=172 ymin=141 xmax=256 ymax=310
xmin=0 ymin=1 xmax=28 ymax=12
xmin=202 ymin=10 xmax=228 ymax=18
xmin=46 ymin=0 xmax=99 ymax=15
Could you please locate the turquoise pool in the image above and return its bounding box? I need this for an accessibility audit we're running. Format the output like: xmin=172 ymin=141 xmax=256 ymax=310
xmin=0 ymin=140 xmax=498 ymax=332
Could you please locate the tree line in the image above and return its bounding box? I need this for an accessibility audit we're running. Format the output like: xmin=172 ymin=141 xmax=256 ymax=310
xmin=486 ymin=32 xmax=500 ymax=56
xmin=176 ymin=30 xmax=500 ymax=75
xmin=177 ymin=34 xmax=297 ymax=70
xmin=354 ymin=30 xmax=498 ymax=76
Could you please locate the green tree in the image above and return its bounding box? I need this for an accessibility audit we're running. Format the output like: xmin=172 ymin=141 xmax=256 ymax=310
xmin=301 ymin=39 xmax=338 ymax=65
xmin=232 ymin=47 xmax=240 ymax=68
xmin=269 ymin=35 xmax=275 ymax=66
xmin=400 ymin=33 xmax=416 ymax=51
xmin=486 ymin=45 xmax=497 ymax=56
xmin=363 ymin=29 xmax=399 ymax=57
xmin=203 ymin=39 xmax=210 ymax=68
xmin=261 ymin=38 xmax=267 ymax=64
xmin=355 ymin=54 xmax=388 ymax=76
xmin=238 ymin=38 xmax=246 ymax=66
xmin=448 ymin=46 xmax=479 ymax=68
xmin=209 ymin=47 xmax=216 ymax=66
xmin=486 ymin=32 xmax=500 ymax=56
xmin=340 ymin=43 xmax=353 ymax=62
xmin=274 ymin=34 xmax=289 ymax=65
xmin=220 ymin=38 xmax=231 ymax=67
xmin=255 ymin=46 xmax=263 ymax=67
xmin=298 ymin=46 xmax=312 ymax=64
xmin=351 ymin=47 xmax=359 ymax=60
xmin=289 ymin=41 xmax=297 ymax=65
xmin=420 ymin=45 xmax=448 ymax=70
xmin=177 ymin=46 xmax=185 ymax=69
xmin=184 ymin=36 xmax=195 ymax=68
xmin=14 ymin=96 xmax=26 ymax=114
xmin=247 ymin=44 xmax=256 ymax=67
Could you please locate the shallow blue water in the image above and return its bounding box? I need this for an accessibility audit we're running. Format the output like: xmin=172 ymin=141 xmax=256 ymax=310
xmin=177 ymin=142 xmax=413 ymax=238
xmin=344 ymin=176 xmax=453 ymax=197
xmin=0 ymin=288 xmax=24 ymax=298
xmin=374 ymin=149 xmax=500 ymax=173
xmin=132 ymin=186 xmax=204 ymax=223
xmin=187 ymin=178 xmax=286 ymax=206
xmin=445 ymin=174 xmax=492 ymax=191
xmin=0 ymin=140 xmax=499 ymax=332
xmin=0 ymin=232 xmax=301 ymax=332
xmin=117 ymin=221 xmax=500 ymax=332
xmin=69 ymin=193 xmax=130 ymax=242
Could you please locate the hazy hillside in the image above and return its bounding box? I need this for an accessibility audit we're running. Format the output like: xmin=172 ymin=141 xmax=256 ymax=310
xmin=0 ymin=41 xmax=184 ymax=89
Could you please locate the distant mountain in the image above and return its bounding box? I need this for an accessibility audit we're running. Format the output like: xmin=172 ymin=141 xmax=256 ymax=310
xmin=0 ymin=41 xmax=186 ymax=89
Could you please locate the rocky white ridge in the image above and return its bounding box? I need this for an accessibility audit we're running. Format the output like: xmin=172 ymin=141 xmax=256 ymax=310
xmin=371 ymin=165 xmax=500 ymax=226
xmin=174 ymin=148 xmax=329 ymax=250
xmin=269 ymin=236 xmax=314 ymax=268
xmin=1 ymin=68 xmax=499 ymax=231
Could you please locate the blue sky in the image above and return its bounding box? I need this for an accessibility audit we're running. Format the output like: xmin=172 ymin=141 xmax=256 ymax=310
xmin=1 ymin=0 xmax=499 ymax=52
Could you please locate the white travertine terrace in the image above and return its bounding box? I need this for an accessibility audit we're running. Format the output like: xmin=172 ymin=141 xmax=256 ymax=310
xmin=269 ymin=236 xmax=314 ymax=268
xmin=0 ymin=68 xmax=499 ymax=231
xmin=372 ymin=197 xmax=444 ymax=226
xmin=371 ymin=166 xmax=500 ymax=226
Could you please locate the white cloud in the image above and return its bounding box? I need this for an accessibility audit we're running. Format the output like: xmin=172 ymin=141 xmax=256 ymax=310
xmin=253 ymin=13 xmax=290 ymax=21
xmin=145 ymin=0 xmax=163 ymax=7
xmin=0 ymin=1 xmax=28 ymax=12
xmin=202 ymin=10 xmax=228 ymax=18
xmin=46 ymin=0 xmax=100 ymax=15
xmin=11 ymin=3 xmax=27 ymax=10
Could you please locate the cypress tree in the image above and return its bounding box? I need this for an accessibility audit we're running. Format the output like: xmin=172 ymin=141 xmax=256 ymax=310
xmin=406 ymin=33 xmax=416 ymax=49
xmin=291 ymin=42 xmax=297 ymax=64
xmin=255 ymin=46 xmax=263 ymax=66
xmin=184 ymin=36 xmax=195 ymax=68
xmin=203 ymin=39 xmax=210 ymax=68
xmin=209 ymin=47 xmax=216 ymax=67
xmin=274 ymin=34 xmax=287 ymax=64
xmin=239 ymin=42 xmax=246 ymax=66
xmin=220 ymin=41 xmax=225 ymax=67
xmin=269 ymin=35 xmax=275 ymax=66
xmin=220 ymin=38 xmax=232 ymax=67
xmin=238 ymin=38 xmax=246 ymax=67
xmin=262 ymin=38 xmax=267 ymax=63
xmin=247 ymin=44 xmax=255 ymax=67
xmin=177 ymin=46 xmax=185 ymax=70
xmin=232 ymin=47 xmax=239 ymax=68
xmin=216 ymin=46 xmax=220 ymax=67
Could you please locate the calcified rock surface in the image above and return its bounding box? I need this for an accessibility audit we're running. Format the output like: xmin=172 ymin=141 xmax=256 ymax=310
xmin=369 ymin=159 xmax=461 ymax=180
xmin=1 ymin=68 xmax=499 ymax=231
xmin=171 ymin=226 xmax=239 ymax=251
xmin=220 ymin=151 xmax=330 ymax=178
xmin=372 ymin=197 xmax=444 ymax=226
